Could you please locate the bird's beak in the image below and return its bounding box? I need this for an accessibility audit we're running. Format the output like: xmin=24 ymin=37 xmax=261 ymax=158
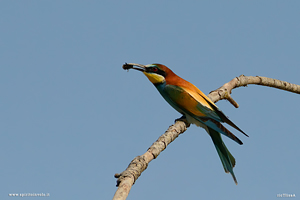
xmin=122 ymin=63 xmax=146 ymax=72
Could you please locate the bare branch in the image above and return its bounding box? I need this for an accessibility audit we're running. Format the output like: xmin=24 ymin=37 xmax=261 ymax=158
xmin=112 ymin=118 xmax=189 ymax=200
xmin=113 ymin=75 xmax=299 ymax=200
xmin=209 ymin=75 xmax=300 ymax=107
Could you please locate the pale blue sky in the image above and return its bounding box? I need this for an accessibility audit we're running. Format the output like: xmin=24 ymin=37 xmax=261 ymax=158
xmin=0 ymin=1 xmax=299 ymax=200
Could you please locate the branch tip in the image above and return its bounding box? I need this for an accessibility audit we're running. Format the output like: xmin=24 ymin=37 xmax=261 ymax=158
xmin=227 ymin=96 xmax=239 ymax=108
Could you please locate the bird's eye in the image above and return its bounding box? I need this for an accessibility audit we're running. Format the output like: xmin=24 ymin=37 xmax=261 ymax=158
xmin=152 ymin=67 xmax=158 ymax=72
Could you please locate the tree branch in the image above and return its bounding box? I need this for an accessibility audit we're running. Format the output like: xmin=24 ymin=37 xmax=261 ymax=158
xmin=208 ymin=75 xmax=300 ymax=108
xmin=112 ymin=118 xmax=189 ymax=200
xmin=112 ymin=75 xmax=299 ymax=200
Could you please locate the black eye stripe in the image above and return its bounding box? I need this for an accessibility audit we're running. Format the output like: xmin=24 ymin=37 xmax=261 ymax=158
xmin=146 ymin=67 xmax=166 ymax=77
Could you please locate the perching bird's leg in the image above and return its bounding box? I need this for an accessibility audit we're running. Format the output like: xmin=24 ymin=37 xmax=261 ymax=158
xmin=175 ymin=115 xmax=190 ymax=128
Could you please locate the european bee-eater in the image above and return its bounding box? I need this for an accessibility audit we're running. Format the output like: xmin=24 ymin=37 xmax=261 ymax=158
xmin=123 ymin=63 xmax=248 ymax=184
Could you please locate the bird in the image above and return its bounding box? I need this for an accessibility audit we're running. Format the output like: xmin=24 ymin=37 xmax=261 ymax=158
xmin=123 ymin=63 xmax=248 ymax=184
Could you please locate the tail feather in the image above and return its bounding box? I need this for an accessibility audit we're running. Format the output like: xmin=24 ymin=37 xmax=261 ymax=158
xmin=199 ymin=92 xmax=249 ymax=137
xmin=204 ymin=119 xmax=243 ymax=145
xmin=222 ymin=116 xmax=249 ymax=137
xmin=208 ymin=127 xmax=238 ymax=185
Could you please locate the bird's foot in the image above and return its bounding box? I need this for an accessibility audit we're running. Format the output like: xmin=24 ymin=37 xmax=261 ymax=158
xmin=175 ymin=115 xmax=190 ymax=127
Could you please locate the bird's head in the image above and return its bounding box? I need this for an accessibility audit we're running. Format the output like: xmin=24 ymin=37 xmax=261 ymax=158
xmin=123 ymin=63 xmax=173 ymax=85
